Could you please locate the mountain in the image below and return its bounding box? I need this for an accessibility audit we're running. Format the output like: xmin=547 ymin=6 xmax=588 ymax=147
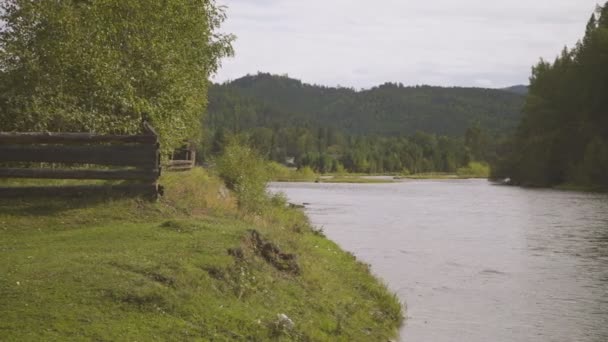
xmin=208 ymin=73 xmax=525 ymax=137
xmin=501 ymin=85 xmax=529 ymax=95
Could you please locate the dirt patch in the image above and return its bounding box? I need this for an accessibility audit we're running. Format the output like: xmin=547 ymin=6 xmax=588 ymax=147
xmin=243 ymin=229 xmax=300 ymax=275
xmin=204 ymin=266 xmax=226 ymax=280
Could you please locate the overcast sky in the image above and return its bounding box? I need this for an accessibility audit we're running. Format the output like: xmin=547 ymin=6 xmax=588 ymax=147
xmin=213 ymin=0 xmax=601 ymax=89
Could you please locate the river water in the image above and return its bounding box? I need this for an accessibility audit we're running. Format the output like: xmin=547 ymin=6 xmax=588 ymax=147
xmin=269 ymin=179 xmax=608 ymax=342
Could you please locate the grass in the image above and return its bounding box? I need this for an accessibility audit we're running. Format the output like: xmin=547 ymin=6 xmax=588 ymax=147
xmin=0 ymin=168 xmax=403 ymax=341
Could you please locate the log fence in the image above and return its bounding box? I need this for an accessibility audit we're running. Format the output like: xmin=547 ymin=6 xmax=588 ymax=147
xmin=165 ymin=142 xmax=196 ymax=172
xmin=0 ymin=122 xmax=162 ymax=199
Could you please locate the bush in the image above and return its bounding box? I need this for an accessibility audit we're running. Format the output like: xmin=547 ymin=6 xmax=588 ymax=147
xmin=266 ymin=162 xmax=318 ymax=182
xmin=266 ymin=162 xmax=293 ymax=180
xmin=216 ymin=142 xmax=270 ymax=212
xmin=296 ymin=166 xmax=317 ymax=180
xmin=457 ymin=162 xmax=490 ymax=178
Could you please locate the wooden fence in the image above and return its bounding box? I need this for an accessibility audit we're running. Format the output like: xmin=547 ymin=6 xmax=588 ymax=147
xmin=165 ymin=142 xmax=196 ymax=172
xmin=0 ymin=123 xmax=162 ymax=199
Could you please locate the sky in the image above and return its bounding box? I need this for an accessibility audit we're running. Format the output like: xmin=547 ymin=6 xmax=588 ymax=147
xmin=213 ymin=0 xmax=602 ymax=89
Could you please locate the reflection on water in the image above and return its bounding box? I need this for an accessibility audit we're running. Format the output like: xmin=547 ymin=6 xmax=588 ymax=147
xmin=269 ymin=180 xmax=608 ymax=342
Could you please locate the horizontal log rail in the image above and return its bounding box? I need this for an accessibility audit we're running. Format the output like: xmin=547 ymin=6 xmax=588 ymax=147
xmin=166 ymin=160 xmax=194 ymax=167
xmin=0 ymin=144 xmax=158 ymax=167
xmin=165 ymin=166 xmax=194 ymax=172
xmin=0 ymin=132 xmax=157 ymax=145
xmin=165 ymin=159 xmax=195 ymax=172
xmin=0 ymin=168 xmax=160 ymax=181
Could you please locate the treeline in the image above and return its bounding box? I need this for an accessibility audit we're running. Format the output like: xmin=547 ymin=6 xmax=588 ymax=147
xmin=209 ymin=74 xmax=525 ymax=137
xmin=492 ymin=3 xmax=608 ymax=189
xmin=201 ymin=121 xmax=497 ymax=175
xmin=202 ymin=74 xmax=514 ymax=174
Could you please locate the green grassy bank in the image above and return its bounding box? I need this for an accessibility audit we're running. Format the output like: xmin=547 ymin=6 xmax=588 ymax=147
xmin=0 ymin=168 xmax=403 ymax=341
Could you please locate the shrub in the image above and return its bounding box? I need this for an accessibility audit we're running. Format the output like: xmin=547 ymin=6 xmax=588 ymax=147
xmin=457 ymin=162 xmax=490 ymax=178
xmin=296 ymin=166 xmax=317 ymax=180
xmin=216 ymin=142 xmax=270 ymax=212
xmin=266 ymin=162 xmax=292 ymax=180
xmin=266 ymin=162 xmax=318 ymax=182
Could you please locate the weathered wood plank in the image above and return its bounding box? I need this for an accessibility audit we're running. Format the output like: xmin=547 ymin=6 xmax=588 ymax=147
xmin=0 ymin=144 xmax=158 ymax=167
xmin=167 ymin=160 xmax=194 ymax=167
xmin=0 ymin=168 xmax=160 ymax=181
xmin=165 ymin=166 xmax=193 ymax=172
xmin=0 ymin=183 xmax=160 ymax=199
xmin=0 ymin=132 xmax=157 ymax=145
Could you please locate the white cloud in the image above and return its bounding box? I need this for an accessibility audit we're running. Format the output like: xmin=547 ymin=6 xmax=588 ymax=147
xmin=214 ymin=0 xmax=601 ymax=88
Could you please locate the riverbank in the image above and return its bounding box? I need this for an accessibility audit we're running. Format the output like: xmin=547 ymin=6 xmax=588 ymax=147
xmin=272 ymin=173 xmax=488 ymax=184
xmin=273 ymin=175 xmax=395 ymax=184
xmin=492 ymin=179 xmax=608 ymax=194
xmin=554 ymin=183 xmax=608 ymax=193
xmin=267 ymin=161 xmax=489 ymax=184
xmin=0 ymin=168 xmax=402 ymax=340
xmin=396 ymin=173 xmax=479 ymax=180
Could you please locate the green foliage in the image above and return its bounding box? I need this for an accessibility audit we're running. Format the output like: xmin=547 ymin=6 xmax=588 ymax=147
xmin=492 ymin=3 xmax=608 ymax=189
xmin=297 ymin=166 xmax=318 ymax=180
xmin=266 ymin=161 xmax=294 ymax=180
xmin=0 ymin=0 xmax=233 ymax=151
xmin=334 ymin=162 xmax=347 ymax=175
xmin=216 ymin=142 xmax=270 ymax=212
xmin=204 ymin=125 xmax=477 ymax=175
xmin=457 ymin=162 xmax=491 ymax=178
xmin=267 ymin=162 xmax=318 ymax=182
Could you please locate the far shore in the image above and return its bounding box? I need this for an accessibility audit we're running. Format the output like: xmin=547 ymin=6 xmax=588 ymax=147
xmin=271 ymin=173 xmax=489 ymax=184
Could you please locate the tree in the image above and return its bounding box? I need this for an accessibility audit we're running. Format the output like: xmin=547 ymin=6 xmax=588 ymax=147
xmin=0 ymin=0 xmax=233 ymax=151
xmin=491 ymin=2 xmax=608 ymax=188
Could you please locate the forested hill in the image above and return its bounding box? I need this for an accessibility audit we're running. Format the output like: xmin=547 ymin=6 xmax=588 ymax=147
xmin=208 ymin=73 xmax=525 ymax=137
xmin=501 ymin=85 xmax=529 ymax=95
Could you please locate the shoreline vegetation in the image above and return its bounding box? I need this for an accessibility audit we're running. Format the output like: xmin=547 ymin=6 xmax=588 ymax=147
xmin=268 ymin=161 xmax=491 ymax=183
xmin=0 ymin=167 xmax=403 ymax=340
xmin=204 ymin=73 xmax=523 ymax=178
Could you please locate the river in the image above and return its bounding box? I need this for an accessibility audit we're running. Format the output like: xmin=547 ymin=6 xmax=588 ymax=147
xmin=269 ymin=179 xmax=608 ymax=342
